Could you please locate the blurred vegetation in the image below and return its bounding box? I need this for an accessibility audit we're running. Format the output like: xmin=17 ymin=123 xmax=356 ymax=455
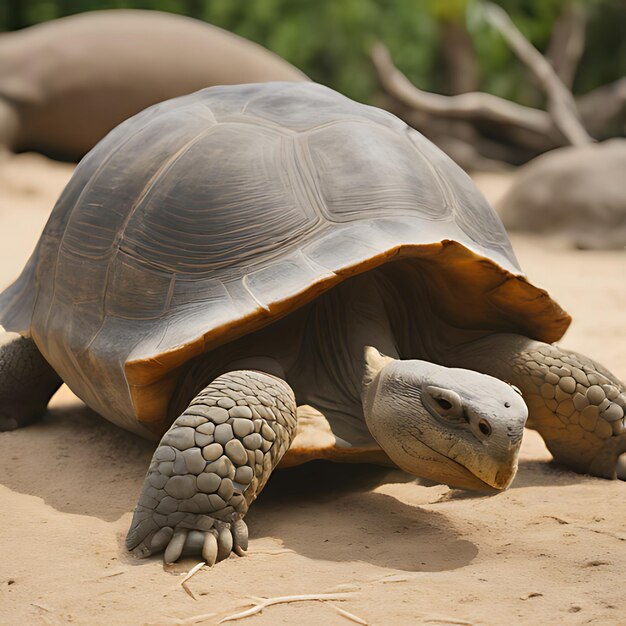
xmin=1 ymin=0 xmax=624 ymax=105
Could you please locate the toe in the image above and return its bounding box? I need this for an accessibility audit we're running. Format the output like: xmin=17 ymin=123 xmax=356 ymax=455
xmin=232 ymin=519 xmax=248 ymax=556
xmin=216 ymin=525 xmax=233 ymax=562
xmin=202 ymin=531 xmax=218 ymax=566
xmin=164 ymin=528 xmax=188 ymax=564
xmin=183 ymin=530 xmax=206 ymax=555
xmin=151 ymin=527 xmax=174 ymax=553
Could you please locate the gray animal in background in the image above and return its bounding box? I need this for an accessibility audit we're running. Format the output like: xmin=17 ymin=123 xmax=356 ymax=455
xmin=0 ymin=10 xmax=307 ymax=161
xmin=498 ymin=139 xmax=626 ymax=249
xmin=1 ymin=83 xmax=624 ymax=566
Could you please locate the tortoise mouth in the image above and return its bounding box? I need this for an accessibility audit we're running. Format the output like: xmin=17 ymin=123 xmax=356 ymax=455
xmin=399 ymin=438 xmax=512 ymax=492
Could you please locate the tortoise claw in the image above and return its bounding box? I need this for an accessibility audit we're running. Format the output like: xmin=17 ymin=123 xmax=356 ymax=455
xmin=164 ymin=528 xmax=188 ymax=564
xmin=232 ymin=519 xmax=248 ymax=556
xmin=202 ymin=532 xmax=218 ymax=566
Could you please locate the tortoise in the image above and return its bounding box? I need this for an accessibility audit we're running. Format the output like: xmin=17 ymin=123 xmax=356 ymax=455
xmin=498 ymin=139 xmax=626 ymax=249
xmin=0 ymin=82 xmax=624 ymax=566
xmin=0 ymin=10 xmax=306 ymax=162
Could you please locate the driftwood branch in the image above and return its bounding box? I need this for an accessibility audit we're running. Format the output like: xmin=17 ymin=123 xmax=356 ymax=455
xmin=371 ymin=42 xmax=552 ymax=137
xmin=577 ymin=77 xmax=626 ymax=139
xmin=482 ymin=2 xmax=591 ymax=146
xmin=546 ymin=2 xmax=587 ymax=90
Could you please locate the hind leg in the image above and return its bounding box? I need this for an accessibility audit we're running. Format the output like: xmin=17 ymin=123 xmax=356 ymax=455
xmin=0 ymin=328 xmax=62 ymax=431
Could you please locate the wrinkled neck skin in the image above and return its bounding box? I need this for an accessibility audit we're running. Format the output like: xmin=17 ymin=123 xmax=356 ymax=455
xmin=169 ymin=272 xmax=401 ymax=440
xmin=289 ymin=273 xmax=401 ymax=446
xmin=442 ymin=334 xmax=539 ymax=389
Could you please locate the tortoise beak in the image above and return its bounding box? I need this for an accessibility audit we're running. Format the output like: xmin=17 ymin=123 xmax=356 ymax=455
xmin=398 ymin=439 xmax=516 ymax=492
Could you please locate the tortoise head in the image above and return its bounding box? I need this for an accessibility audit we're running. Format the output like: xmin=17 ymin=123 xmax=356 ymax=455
xmin=361 ymin=347 xmax=527 ymax=491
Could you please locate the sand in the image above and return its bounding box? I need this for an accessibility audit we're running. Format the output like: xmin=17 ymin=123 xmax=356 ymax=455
xmin=0 ymin=154 xmax=624 ymax=626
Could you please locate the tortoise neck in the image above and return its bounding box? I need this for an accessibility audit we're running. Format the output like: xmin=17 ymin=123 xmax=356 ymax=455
xmin=443 ymin=333 xmax=542 ymax=389
xmin=288 ymin=272 xmax=400 ymax=445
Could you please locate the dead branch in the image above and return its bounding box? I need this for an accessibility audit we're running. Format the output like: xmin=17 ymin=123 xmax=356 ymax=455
xmin=577 ymin=77 xmax=626 ymax=139
xmin=372 ymin=42 xmax=552 ymax=138
xmin=483 ymin=2 xmax=591 ymax=146
xmin=546 ymin=2 xmax=587 ymax=89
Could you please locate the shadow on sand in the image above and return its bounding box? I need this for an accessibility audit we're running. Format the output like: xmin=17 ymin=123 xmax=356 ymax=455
xmin=249 ymin=460 xmax=478 ymax=571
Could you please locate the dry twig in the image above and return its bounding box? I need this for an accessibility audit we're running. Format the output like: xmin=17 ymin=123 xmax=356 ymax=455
xmin=218 ymin=592 xmax=356 ymax=623
xmin=334 ymin=605 xmax=369 ymax=625
xmin=180 ymin=561 xmax=205 ymax=600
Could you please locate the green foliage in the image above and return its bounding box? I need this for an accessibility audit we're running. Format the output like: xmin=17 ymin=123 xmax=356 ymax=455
xmin=0 ymin=0 xmax=623 ymax=105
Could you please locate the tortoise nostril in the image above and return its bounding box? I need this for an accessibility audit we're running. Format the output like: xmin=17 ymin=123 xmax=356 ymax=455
xmin=479 ymin=419 xmax=492 ymax=437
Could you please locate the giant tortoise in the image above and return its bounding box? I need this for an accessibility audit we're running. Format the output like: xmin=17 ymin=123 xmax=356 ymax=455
xmin=0 ymin=82 xmax=624 ymax=565
xmin=0 ymin=10 xmax=306 ymax=161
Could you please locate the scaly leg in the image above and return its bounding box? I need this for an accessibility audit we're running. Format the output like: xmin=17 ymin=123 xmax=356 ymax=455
xmin=509 ymin=342 xmax=626 ymax=479
xmin=126 ymin=370 xmax=297 ymax=564
xmin=0 ymin=328 xmax=62 ymax=431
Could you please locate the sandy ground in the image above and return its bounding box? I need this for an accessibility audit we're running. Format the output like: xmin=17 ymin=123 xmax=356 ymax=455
xmin=0 ymin=154 xmax=624 ymax=626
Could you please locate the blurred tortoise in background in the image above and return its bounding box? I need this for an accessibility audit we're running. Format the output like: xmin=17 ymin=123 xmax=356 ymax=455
xmin=0 ymin=82 xmax=624 ymax=566
xmin=0 ymin=9 xmax=306 ymax=161
xmin=498 ymin=139 xmax=626 ymax=249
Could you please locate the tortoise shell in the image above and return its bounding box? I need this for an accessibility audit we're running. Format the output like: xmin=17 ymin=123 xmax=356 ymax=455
xmin=0 ymin=82 xmax=570 ymax=437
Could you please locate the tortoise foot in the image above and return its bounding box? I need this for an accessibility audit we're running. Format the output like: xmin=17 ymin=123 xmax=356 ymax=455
xmin=130 ymin=516 xmax=248 ymax=565
xmin=126 ymin=369 xmax=296 ymax=563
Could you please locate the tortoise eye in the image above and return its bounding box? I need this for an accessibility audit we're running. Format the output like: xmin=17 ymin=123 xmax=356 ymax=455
xmin=509 ymin=383 xmax=523 ymax=397
xmin=435 ymin=397 xmax=453 ymax=411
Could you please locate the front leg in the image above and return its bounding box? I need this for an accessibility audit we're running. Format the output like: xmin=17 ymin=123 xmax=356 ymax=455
xmin=511 ymin=343 xmax=626 ymax=479
xmin=126 ymin=370 xmax=297 ymax=564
